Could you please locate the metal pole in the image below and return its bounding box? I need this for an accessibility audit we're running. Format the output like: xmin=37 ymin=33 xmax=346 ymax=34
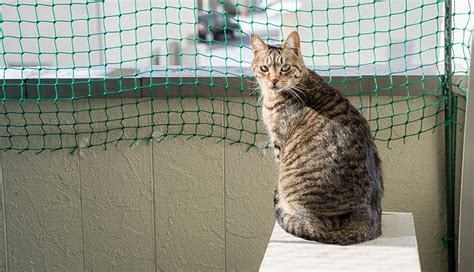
xmin=443 ymin=0 xmax=456 ymax=271
xmin=458 ymin=29 xmax=474 ymax=272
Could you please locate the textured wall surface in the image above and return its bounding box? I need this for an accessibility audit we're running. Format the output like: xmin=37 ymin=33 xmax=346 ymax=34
xmin=0 ymin=97 xmax=461 ymax=271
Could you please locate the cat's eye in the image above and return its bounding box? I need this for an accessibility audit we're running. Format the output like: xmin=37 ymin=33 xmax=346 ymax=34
xmin=260 ymin=65 xmax=269 ymax=72
xmin=281 ymin=64 xmax=291 ymax=72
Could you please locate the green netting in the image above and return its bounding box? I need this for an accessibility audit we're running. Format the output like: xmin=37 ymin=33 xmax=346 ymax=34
xmin=0 ymin=0 xmax=470 ymax=152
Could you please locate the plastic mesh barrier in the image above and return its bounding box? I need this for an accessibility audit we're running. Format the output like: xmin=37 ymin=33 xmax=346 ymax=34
xmin=0 ymin=0 xmax=469 ymax=152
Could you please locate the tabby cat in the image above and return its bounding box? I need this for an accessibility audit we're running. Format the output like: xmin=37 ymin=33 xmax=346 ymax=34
xmin=251 ymin=32 xmax=383 ymax=245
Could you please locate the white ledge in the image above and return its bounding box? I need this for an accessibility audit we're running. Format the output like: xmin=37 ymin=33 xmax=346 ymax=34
xmin=259 ymin=212 xmax=421 ymax=272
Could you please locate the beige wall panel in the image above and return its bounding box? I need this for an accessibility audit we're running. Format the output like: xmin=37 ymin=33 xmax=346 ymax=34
xmin=223 ymin=97 xmax=277 ymax=272
xmin=80 ymin=143 xmax=154 ymax=271
xmin=153 ymin=98 xmax=225 ymax=271
xmin=1 ymin=100 xmax=82 ymax=271
xmin=3 ymin=151 xmax=83 ymax=271
xmin=0 ymin=153 xmax=6 ymax=271
xmin=78 ymin=97 xmax=154 ymax=271
xmin=370 ymin=96 xmax=447 ymax=272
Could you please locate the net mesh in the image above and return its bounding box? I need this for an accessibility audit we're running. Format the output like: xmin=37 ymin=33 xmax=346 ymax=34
xmin=0 ymin=0 xmax=470 ymax=152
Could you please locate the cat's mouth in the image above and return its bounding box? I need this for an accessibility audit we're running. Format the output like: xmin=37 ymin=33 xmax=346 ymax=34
xmin=264 ymin=81 xmax=288 ymax=92
xmin=268 ymin=84 xmax=284 ymax=92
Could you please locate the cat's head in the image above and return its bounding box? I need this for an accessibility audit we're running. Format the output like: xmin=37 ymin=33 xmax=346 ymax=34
xmin=250 ymin=31 xmax=305 ymax=93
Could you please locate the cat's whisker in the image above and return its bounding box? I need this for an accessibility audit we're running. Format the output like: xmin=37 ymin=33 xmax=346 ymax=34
xmin=246 ymin=86 xmax=259 ymax=92
xmin=248 ymin=88 xmax=261 ymax=96
xmin=291 ymin=87 xmax=306 ymax=96
xmin=289 ymin=87 xmax=307 ymax=102
xmin=245 ymin=77 xmax=258 ymax=85
xmin=245 ymin=84 xmax=262 ymax=96
xmin=294 ymin=83 xmax=308 ymax=91
xmin=287 ymin=88 xmax=305 ymax=107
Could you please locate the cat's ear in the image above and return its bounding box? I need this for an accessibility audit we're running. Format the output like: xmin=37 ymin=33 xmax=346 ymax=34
xmin=282 ymin=31 xmax=301 ymax=55
xmin=250 ymin=34 xmax=268 ymax=53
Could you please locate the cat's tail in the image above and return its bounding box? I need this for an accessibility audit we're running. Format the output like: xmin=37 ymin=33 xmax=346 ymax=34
xmin=274 ymin=191 xmax=381 ymax=245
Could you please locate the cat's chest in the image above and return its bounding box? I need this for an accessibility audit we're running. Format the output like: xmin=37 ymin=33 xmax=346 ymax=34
xmin=261 ymin=102 xmax=303 ymax=140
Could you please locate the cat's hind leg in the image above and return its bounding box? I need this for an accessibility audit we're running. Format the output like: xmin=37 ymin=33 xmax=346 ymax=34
xmin=316 ymin=205 xmax=382 ymax=245
xmin=275 ymin=193 xmax=381 ymax=245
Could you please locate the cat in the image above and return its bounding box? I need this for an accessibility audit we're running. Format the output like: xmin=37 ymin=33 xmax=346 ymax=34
xmin=250 ymin=31 xmax=383 ymax=245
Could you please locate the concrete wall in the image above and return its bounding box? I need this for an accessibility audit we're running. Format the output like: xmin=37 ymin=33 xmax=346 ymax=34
xmin=0 ymin=96 xmax=462 ymax=271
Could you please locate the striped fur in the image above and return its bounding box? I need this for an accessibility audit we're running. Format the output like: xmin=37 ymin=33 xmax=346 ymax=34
xmin=251 ymin=32 xmax=383 ymax=245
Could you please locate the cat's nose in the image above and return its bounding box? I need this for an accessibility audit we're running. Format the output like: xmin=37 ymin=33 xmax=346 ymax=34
xmin=271 ymin=79 xmax=278 ymax=85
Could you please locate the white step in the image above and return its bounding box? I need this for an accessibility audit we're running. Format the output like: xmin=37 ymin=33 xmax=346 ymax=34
xmin=259 ymin=212 xmax=421 ymax=272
